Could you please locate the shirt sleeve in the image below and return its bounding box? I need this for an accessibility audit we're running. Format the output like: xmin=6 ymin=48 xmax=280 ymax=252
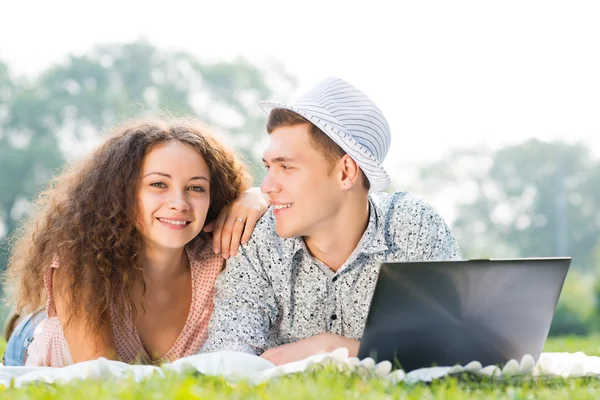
xmin=390 ymin=193 xmax=462 ymax=261
xmin=201 ymin=227 xmax=278 ymax=355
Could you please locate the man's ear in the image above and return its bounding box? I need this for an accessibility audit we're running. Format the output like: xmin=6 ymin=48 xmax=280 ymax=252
xmin=339 ymin=154 xmax=361 ymax=190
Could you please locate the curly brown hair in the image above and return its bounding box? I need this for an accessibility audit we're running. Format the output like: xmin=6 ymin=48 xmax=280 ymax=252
xmin=3 ymin=116 xmax=251 ymax=337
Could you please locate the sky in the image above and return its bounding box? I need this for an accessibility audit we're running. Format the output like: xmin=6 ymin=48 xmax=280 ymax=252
xmin=1 ymin=0 xmax=599 ymax=217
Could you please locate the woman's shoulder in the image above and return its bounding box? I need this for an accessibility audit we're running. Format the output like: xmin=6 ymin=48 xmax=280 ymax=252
xmin=185 ymin=234 xmax=223 ymax=269
xmin=50 ymin=255 xmax=60 ymax=269
xmin=186 ymin=234 xmax=211 ymax=256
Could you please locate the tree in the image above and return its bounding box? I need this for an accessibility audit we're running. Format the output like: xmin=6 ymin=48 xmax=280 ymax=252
xmin=413 ymin=139 xmax=600 ymax=270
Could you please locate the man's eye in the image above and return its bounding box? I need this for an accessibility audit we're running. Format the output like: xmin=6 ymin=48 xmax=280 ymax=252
xmin=150 ymin=182 xmax=167 ymax=188
xmin=264 ymin=164 xmax=270 ymax=170
xmin=189 ymin=186 xmax=206 ymax=193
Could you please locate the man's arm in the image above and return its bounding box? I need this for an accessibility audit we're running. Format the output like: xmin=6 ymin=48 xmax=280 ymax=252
xmin=260 ymin=333 xmax=359 ymax=365
xmin=202 ymin=233 xmax=277 ymax=355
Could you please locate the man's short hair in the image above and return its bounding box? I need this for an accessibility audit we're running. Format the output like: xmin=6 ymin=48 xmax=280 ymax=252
xmin=266 ymin=108 xmax=370 ymax=191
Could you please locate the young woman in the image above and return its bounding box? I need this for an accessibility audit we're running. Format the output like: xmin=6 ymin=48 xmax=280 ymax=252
xmin=2 ymin=116 xmax=267 ymax=366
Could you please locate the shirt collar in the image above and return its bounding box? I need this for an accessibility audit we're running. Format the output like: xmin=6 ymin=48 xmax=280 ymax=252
xmin=358 ymin=195 xmax=389 ymax=254
xmin=289 ymin=234 xmax=307 ymax=258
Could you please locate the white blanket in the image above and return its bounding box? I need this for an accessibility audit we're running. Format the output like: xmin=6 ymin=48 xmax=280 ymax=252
xmin=2 ymin=349 xmax=600 ymax=388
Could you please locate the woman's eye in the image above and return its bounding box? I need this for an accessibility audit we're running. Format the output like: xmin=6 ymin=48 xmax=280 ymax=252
xmin=189 ymin=186 xmax=206 ymax=193
xmin=150 ymin=182 xmax=167 ymax=188
xmin=263 ymin=164 xmax=270 ymax=170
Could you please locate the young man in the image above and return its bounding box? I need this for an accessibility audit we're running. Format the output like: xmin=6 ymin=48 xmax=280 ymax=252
xmin=202 ymin=77 xmax=461 ymax=365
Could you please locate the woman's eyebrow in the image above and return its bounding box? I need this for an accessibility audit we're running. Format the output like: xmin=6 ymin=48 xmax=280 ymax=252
xmin=142 ymin=172 xmax=209 ymax=181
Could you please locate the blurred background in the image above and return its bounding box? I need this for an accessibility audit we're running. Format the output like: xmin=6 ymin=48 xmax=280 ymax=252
xmin=1 ymin=0 xmax=599 ymax=337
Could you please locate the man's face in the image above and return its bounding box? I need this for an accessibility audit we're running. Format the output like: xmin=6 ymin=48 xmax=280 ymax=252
xmin=260 ymin=123 xmax=343 ymax=238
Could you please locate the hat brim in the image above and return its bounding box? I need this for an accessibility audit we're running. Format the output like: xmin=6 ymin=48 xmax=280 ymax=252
xmin=258 ymin=101 xmax=391 ymax=193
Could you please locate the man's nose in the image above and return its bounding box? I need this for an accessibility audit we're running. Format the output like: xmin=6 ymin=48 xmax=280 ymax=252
xmin=260 ymin=170 xmax=280 ymax=195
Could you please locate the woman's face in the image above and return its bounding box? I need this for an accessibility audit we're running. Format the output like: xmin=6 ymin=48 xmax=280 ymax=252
xmin=136 ymin=140 xmax=211 ymax=251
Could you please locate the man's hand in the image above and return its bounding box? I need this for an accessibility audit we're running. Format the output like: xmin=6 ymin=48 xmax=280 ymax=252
xmin=204 ymin=187 xmax=269 ymax=259
xmin=259 ymin=333 xmax=360 ymax=366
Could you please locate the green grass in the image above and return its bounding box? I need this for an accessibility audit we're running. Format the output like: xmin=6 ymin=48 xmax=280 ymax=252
xmin=543 ymin=335 xmax=600 ymax=354
xmin=1 ymin=336 xmax=600 ymax=399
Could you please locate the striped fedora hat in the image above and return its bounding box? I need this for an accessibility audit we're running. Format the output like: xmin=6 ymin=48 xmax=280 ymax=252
xmin=258 ymin=77 xmax=391 ymax=193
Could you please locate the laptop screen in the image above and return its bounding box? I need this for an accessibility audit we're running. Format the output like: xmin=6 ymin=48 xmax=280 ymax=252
xmin=358 ymin=258 xmax=571 ymax=371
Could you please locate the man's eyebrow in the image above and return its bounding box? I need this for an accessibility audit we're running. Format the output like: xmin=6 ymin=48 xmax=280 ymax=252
xmin=262 ymin=157 xmax=295 ymax=163
xmin=142 ymin=172 xmax=209 ymax=181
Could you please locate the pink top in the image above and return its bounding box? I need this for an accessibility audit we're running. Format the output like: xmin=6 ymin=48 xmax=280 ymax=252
xmin=26 ymin=238 xmax=223 ymax=367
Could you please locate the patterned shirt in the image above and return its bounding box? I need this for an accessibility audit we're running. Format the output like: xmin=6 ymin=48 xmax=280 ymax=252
xmin=202 ymin=191 xmax=461 ymax=355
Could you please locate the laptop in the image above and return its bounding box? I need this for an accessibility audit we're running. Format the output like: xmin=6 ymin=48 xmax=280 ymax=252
xmin=357 ymin=258 xmax=571 ymax=372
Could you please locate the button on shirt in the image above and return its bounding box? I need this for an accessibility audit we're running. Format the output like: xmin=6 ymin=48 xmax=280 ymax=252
xmin=202 ymin=191 xmax=462 ymax=355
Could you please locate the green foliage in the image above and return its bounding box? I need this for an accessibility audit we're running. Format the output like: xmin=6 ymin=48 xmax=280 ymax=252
xmin=549 ymin=270 xmax=595 ymax=336
xmin=488 ymin=141 xmax=600 ymax=269
xmin=414 ymin=140 xmax=600 ymax=271
xmin=543 ymin=335 xmax=600 ymax=354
